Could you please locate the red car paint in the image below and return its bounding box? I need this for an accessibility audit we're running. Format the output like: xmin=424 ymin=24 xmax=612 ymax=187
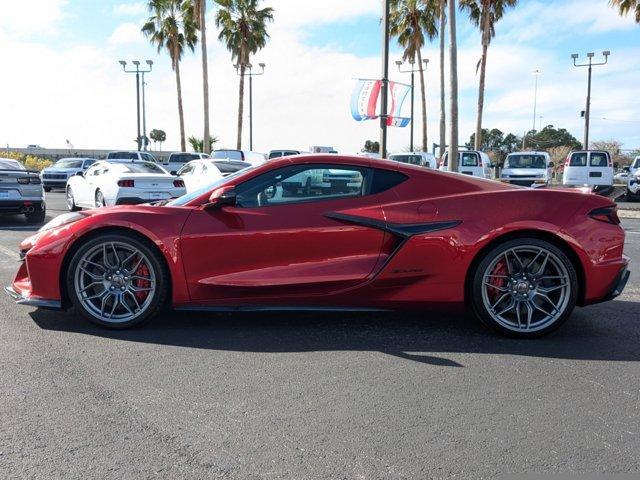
xmin=10 ymin=155 xmax=628 ymax=312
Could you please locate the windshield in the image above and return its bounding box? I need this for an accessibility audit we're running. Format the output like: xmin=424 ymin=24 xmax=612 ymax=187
xmin=212 ymin=150 xmax=243 ymax=161
xmin=110 ymin=162 xmax=167 ymax=174
xmin=168 ymin=164 xmax=256 ymax=206
xmin=505 ymin=154 xmax=546 ymax=169
xmin=54 ymin=159 xmax=84 ymax=169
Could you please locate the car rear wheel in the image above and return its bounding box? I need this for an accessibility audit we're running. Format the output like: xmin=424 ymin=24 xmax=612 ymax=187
xmin=25 ymin=204 xmax=46 ymax=224
xmin=470 ymin=238 xmax=578 ymax=338
xmin=67 ymin=233 xmax=169 ymax=329
xmin=44 ymin=187 xmax=52 ymax=193
xmin=95 ymin=190 xmax=106 ymax=208
xmin=66 ymin=187 xmax=80 ymax=212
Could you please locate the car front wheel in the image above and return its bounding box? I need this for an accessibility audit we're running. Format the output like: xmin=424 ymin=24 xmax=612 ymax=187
xmin=66 ymin=187 xmax=80 ymax=211
xmin=67 ymin=233 xmax=169 ymax=328
xmin=471 ymin=238 xmax=578 ymax=338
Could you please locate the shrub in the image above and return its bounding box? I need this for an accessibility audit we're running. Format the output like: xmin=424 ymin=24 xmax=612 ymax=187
xmin=0 ymin=152 xmax=53 ymax=171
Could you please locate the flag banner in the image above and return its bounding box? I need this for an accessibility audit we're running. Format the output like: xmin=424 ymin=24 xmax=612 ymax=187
xmin=350 ymin=79 xmax=411 ymax=128
xmin=350 ymin=79 xmax=381 ymax=122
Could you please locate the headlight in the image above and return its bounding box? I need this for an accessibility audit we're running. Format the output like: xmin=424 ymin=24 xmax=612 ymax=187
xmin=38 ymin=212 xmax=86 ymax=233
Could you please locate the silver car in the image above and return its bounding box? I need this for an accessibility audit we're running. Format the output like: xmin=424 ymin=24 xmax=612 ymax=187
xmin=0 ymin=158 xmax=46 ymax=223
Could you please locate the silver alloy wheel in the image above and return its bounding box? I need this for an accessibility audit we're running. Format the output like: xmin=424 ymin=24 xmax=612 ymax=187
xmin=481 ymin=245 xmax=571 ymax=333
xmin=73 ymin=241 xmax=156 ymax=324
xmin=67 ymin=188 xmax=75 ymax=210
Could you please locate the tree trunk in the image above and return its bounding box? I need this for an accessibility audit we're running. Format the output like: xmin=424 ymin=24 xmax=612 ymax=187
xmin=448 ymin=0 xmax=459 ymax=172
xmin=439 ymin=0 xmax=446 ymax=159
xmin=417 ymin=49 xmax=428 ymax=152
xmin=474 ymin=9 xmax=490 ymax=151
xmin=237 ymin=64 xmax=245 ymax=150
xmin=201 ymin=1 xmax=211 ymax=154
xmin=175 ymin=60 xmax=186 ymax=152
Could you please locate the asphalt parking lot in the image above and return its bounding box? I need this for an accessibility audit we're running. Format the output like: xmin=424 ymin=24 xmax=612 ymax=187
xmin=0 ymin=192 xmax=639 ymax=479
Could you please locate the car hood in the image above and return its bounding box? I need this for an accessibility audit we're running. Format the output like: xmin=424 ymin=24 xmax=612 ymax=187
xmin=502 ymin=168 xmax=546 ymax=176
xmin=42 ymin=168 xmax=80 ymax=173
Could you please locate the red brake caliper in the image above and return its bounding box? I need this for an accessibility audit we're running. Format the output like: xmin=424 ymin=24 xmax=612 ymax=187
xmin=487 ymin=260 xmax=508 ymax=300
xmin=133 ymin=259 xmax=151 ymax=303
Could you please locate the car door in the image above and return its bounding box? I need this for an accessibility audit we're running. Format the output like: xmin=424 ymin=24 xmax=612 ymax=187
xmin=564 ymin=152 xmax=588 ymax=185
xmin=179 ymin=163 xmax=389 ymax=303
xmin=588 ymin=151 xmax=612 ymax=186
xmin=459 ymin=152 xmax=479 ymax=176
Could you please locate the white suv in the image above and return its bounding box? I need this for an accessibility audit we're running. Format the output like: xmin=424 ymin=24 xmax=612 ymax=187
xmin=500 ymin=151 xmax=553 ymax=187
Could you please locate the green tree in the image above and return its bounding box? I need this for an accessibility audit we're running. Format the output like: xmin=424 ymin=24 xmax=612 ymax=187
xmin=215 ymin=0 xmax=274 ymax=149
xmin=193 ymin=0 xmax=212 ymax=153
xmin=150 ymin=129 xmax=167 ymax=150
xmin=610 ymin=0 xmax=640 ymax=22
xmin=460 ymin=0 xmax=517 ymax=150
xmin=362 ymin=140 xmax=380 ymax=153
xmin=188 ymin=135 xmax=219 ymax=152
xmin=390 ymin=0 xmax=439 ymax=152
xmin=143 ymin=0 xmax=198 ymax=152
xmin=525 ymin=125 xmax=582 ymax=150
xmin=467 ymin=127 xmax=520 ymax=162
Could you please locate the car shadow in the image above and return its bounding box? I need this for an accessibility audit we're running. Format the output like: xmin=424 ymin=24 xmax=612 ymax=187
xmin=0 ymin=212 xmax=54 ymax=230
xmin=29 ymin=299 xmax=640 ymax=368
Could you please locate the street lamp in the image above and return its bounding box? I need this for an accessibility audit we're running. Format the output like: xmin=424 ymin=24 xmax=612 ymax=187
xmin=119 ymin=59 xmax=153 ymax=151
xmin=532 ymin=69 xmax=541 ymax=133
xmin=235 ymin=62 xmax=266 ymax=151
xmin=572 ymin=51 xmax=610 ymax=149
xmin=396 ymin=57 xmax=428 ymax=152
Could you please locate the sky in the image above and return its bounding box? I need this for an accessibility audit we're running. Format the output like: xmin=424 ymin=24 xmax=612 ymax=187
xmin=0 ymin=0 xmax=639 ymax=154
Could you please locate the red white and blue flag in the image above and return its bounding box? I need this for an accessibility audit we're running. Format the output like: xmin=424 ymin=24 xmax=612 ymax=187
xmin=350 ymin=79 xmax=411 ymax=127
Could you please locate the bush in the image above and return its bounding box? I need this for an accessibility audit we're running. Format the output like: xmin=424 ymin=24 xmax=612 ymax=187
xmin=1 ymin=151 xmax=53 ymax=171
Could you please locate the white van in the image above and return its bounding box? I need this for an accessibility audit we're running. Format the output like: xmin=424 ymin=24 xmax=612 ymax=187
xmin=438 ymin=150 xmax=493 ymax=179
xmin=562 ymin=150 xmax=613 ymax=189
xmin=388 ymin=152 xmax=437 ymax=169
xmin=500 ymin=151 xmax=553 ymax=187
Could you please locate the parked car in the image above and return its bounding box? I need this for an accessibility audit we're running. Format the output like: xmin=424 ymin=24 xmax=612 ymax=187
xmin=40 ymin=157 xmax=96 ymax=192
xmin=438 ymin=150 xmax=493 ymax=179
xmin=163 ymin=152 xmax=210 ymax=175
xmin=106 ymin=151 xmax=158 ymax=163
xmin=268 ymin=150 xmax=302 ymax=160
xmin=211 ymin=149 xmax=266 ymax=166
xmin=177 ymin=160 xmax=224 ymax=193
xmin=500 ymin=151 xmax=553 ymax=187
xmin=629 ymin=155 xmax=640 ymax=177
xmin=388 ymin=152 xmax=437 ymax=169
xmin=614 ymin=168 xmax=629 ymax=185
xmin=562 ymin=150 xmax=613 ymax=191
xmin=8 ymin=155 xmax=629 ymax=338
xmin=626 ymin=171 xmax=640 ymax=201
xmin=65 ymin=160 xmax=185 ymax=210
xmin=0 ymin=158 xmax=46 ymax=223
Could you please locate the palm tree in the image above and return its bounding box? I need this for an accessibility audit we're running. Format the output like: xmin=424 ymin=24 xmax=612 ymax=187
xmin=143 ymin=0 xmax=197 ymax=152
xmin=193 ymin=0 xmax=212 ymax=154
xmin=438 ymin=0 xmax=447 ymax=158
xmin=610 ymin=0 xmax=640 ymax=22
xmin=461 ymin=0 xmax=517 ymax=150
xmin=215 ymin=0 xmax=274 ymax=149
xmin=390 ymin=0 xmax=438 ymax=152
xmin=448 ymin=0 xmax=459 ymax=171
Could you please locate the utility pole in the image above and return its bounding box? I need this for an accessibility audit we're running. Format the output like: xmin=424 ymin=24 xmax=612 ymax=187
xmin=572 ymin=51 xmax=610 ymax=149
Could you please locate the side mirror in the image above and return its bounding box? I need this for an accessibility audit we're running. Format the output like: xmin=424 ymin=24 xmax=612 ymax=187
xmin=204 ymin=186 xmax=237 ymax=210
xmin=548 ymin=162 xmax=555 ymax=168
xmin=76 ymin=171 xmax=84 ymax=176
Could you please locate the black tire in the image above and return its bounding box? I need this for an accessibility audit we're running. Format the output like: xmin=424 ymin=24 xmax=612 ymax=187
xmin=66 ymin=232 xmax=169 ymax=329
xmin=95 ymin=190 xmax=106 ymax=208
xmin=470 ymin=238 xmax=578 ymax=338
xmin=66 ymin=187 xmax=81 ymax=212
xmin=44 ymin=187 xmax=52 ymax=193
xmin=626 ymin=190 xmax=637 ymax=202
xmin=25 ymin=204 xmax=46 ymax=224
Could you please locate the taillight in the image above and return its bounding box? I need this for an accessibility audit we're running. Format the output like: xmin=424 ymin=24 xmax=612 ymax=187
xmin=17 ymin=177 xmax=29 ymax=184
xmin=173 ymin=179 xmax=185 ymax=188
xmin=30 ymin=177 xmax=41 ymax=184
xmin=608 ymin=155 xmax=612 ymax=167
xmin=118 ymin=179 xmax=135 ymax=187
xmin=589 ymin=206 xmax=620 ymax=225
xmin=564 ymin=155 xmax=570 ymax=167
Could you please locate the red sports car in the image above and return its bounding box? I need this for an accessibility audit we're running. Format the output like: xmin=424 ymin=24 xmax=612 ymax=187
xmin=5 ymin=155 xmax=630 ymax=337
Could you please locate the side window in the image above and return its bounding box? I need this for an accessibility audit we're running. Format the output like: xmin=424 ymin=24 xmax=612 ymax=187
xmin=370 ymin=169 xmax=408 ymax=194
xmin=570 ymin=153 xmax=587 ymax=166
xmin=179 ymin=164 xmax=195 ymax=176
xmin=236 ymin=165 xmax=370 ymax=208
xmin=86 ymin=165 xmax=100 ymax=176
xmin=83 ymin=160 xmax=95 ymax=169
xmin=590 ymin=152 xmax=608 ymax=167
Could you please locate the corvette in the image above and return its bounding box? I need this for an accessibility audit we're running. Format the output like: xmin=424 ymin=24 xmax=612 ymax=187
xmin=5 ymin=154 xmax=630 ymax=337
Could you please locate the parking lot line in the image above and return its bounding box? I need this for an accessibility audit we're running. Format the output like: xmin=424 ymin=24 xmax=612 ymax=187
xmin=0 ymin=243 xmax=19 ymax=261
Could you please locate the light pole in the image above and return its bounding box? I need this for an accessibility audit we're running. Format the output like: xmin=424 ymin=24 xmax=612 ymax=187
xmin=395 ymin=57 xmax=428 ymax=152
xmin=380 ymin=0 xmax=390 ymax=159
xmin=119 ymin=59 xmax=153 ymax=151
xmin=532 ymin=69 xmax=541 ymax=132
xmin=235 ymin=62 xmax=265 ymax=151
xmin=572 ymin=51 xmax=610 ymax=149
